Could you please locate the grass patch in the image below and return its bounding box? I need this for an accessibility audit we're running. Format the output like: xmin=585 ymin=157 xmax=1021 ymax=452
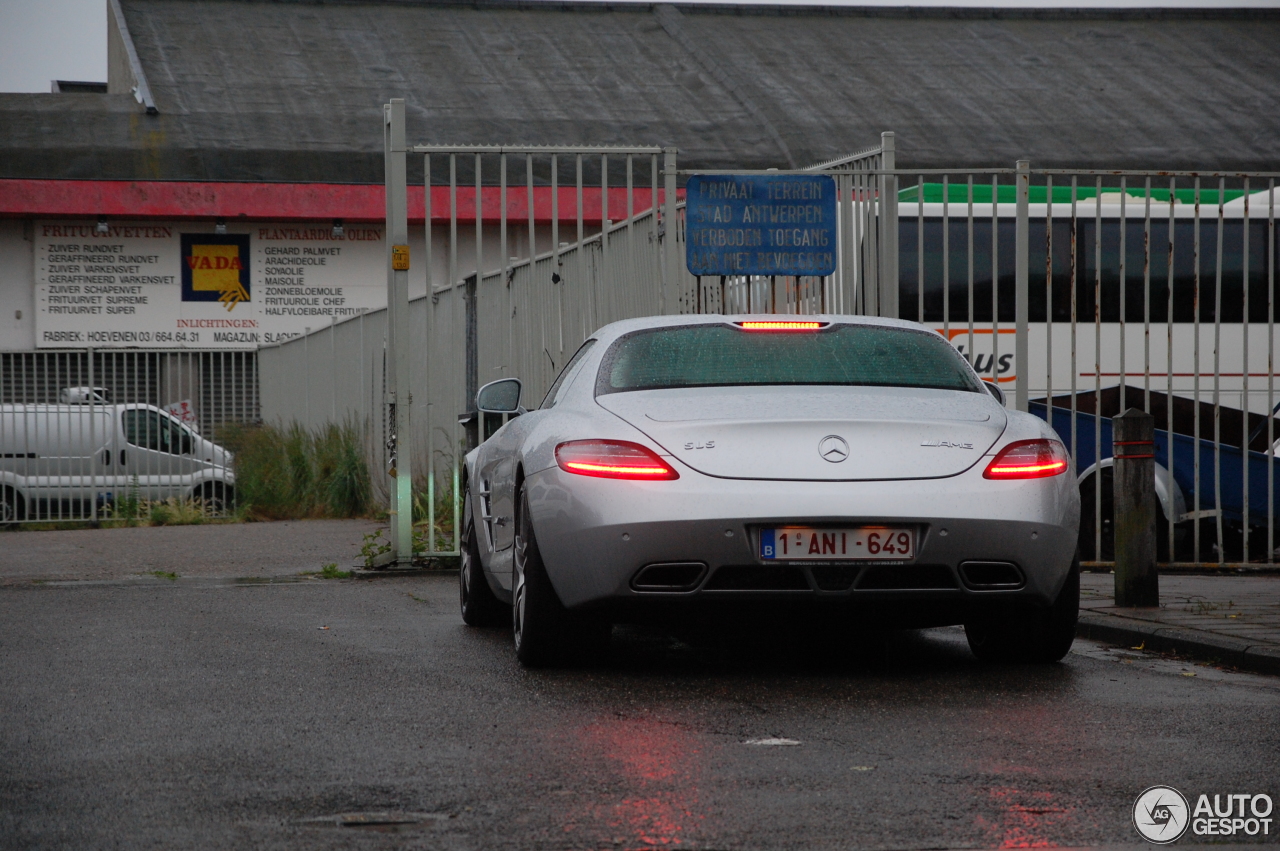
xmin=148 ymin=570 xmax=179 ymax=581
xmin=358 ymin=477 xmax=462 ymax=568
xmin=4 ymin=490 xmax=224 ymax=531
xmin=221 ymin=420 xmax=372 ymax=521
xmin=148 ymin=497 xmax=207 ymax=526
xmin=312 ymin=560 xmax=358 ymax=580
xmin=300 ymin=562 xmax=353 ymax=579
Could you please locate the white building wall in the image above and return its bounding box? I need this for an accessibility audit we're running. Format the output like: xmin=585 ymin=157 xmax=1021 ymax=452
xmin=0 ymin=218 xmax=569 ymax=353
xmin=0 ymin=219 xmax=36 ymax=350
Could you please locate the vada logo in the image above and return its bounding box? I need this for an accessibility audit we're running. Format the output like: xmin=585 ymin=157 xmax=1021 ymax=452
xmin=181 ymin=234 xmax=250 ymax=311
xmin=1133 ymin=786 xmax=1190 ymax=844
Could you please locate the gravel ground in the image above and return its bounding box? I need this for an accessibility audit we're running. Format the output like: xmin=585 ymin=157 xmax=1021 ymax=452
xmin=0 ymin=519 xmax=384 ymax=583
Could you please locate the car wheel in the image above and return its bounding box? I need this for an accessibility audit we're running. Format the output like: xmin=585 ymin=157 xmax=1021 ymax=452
xmin=459 ymin=499 xmax=507 ymax=627
xmin=512 ymin=484 xmax=609 ymax=667
xmin=965 ymin=555 xmax=1079 ymax=664
xmin=0 ymin=487 xmax=23 ymax=523
xmin=198 ymin=483 xmax=233 ymax=515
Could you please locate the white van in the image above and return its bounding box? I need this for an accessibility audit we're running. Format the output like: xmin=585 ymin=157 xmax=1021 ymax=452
xmin=0 ymin=387 xmax=235 ymax=522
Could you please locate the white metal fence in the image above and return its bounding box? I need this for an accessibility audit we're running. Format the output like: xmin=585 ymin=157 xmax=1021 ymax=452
xmin=896 ymin=168 xmax=1279 ymax=566
xmin=0 ymin=350 xmax=253 ymax=522
xmin=254 ymin=124 xmax=1280 ymax=568
xmin=259 ymin=133 xmax=893 ymax=557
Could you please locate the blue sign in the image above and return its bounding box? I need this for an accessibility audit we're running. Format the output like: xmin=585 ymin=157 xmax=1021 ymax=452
xmin=685 ymin=174 xmax=837 ymax=277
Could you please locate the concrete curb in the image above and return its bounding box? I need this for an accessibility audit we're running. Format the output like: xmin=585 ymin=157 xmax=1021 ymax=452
xmin=351 ymin=566 xmax=458 ymax=579
xmin=1077 ymin=611 xmax=1280 ymax=676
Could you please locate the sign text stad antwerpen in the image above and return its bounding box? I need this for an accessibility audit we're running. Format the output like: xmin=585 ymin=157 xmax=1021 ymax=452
xmin=685 ymin=174 xmax=837 ymax=277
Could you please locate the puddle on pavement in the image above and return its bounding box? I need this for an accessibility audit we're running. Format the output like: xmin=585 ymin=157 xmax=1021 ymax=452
xmin=1071 ymin=637 xmax=1280 ymax=690
xmin=297 ymin=811 xmax=452 ymax=833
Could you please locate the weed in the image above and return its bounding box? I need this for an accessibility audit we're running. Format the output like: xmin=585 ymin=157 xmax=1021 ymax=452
xmin=362 ymin=475 xmax=463 ymax=567
xmin=316 ymin=423 xmax=371 ymax=517
xmin=149 ymin=570 xmax=179 ymax=581
xmin=411 ymin=475 xmax=459 ymax=554
xmin=1185 ymin=597 xmax=1221 ymax=614
xmin=360 ymin=528 xmax=392 ymax=567
xmin=230 ymin=500 xmax=256 ymax=523
xmin=101 ymin=477 xmax=143 ymax=526
xmin=221 ymin=420 xmax=373 ymax=521
xmin=319 ymin=563 xmax=352 ymax=579
xmin=149 ymin=497 xmax=207 ymax=526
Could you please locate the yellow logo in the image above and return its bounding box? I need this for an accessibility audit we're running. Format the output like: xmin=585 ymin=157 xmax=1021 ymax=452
xmin=187 ymin=245 xmax=248 ymax=310
xmin=181 ymin=235 xmax=251 ymax=311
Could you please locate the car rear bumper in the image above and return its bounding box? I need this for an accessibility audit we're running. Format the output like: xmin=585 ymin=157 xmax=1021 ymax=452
xmin=526 ymin=463 xmax=1079 ymax=621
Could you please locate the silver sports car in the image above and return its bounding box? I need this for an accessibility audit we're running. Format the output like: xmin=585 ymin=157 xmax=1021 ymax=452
xmin=460 ymin=314 xmax=1080 ymax=667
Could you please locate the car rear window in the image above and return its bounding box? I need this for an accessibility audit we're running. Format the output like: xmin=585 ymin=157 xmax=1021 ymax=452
xmin=596 ymin=323 xmax=983 ymax=395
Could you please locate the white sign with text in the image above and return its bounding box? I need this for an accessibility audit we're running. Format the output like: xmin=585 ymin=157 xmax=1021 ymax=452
xmin=35 ymin=221 xmax=387 ymax=349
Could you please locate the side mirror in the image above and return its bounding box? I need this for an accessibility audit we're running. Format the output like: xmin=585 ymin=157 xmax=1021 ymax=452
xmin=984 ymin=380 xmax=1006 ymax=406
xmin=477 ymin=378 xmax=523 ymax=414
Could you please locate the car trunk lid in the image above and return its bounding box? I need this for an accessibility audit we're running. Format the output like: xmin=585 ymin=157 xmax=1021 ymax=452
xmin=595 ymin=385 xmax=1006 ymax=481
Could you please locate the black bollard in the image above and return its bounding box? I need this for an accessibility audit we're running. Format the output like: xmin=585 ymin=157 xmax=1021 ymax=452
xmin=1113 ymin=408 xmax=1159 ymax=607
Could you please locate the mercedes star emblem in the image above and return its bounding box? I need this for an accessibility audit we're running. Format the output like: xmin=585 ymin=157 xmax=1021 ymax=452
xmin=818 ymin=434 xmax=849 ymax=463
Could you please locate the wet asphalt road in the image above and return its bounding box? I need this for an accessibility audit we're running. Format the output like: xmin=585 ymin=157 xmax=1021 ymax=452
xmin=2 ymin=573 xmax=1277 ymax=851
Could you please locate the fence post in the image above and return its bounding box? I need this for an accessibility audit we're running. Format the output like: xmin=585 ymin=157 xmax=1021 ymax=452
xmin=1015 ymin=159 xmax=1030 ymax=413
xmin=662 ymin=147 xmax=679 ymax=314
xmin=384 ymin=99 xmax=413 ymax=565
xmin=87 ymin=347 xmax=97 ymax=524
xmin=1113 ymin=408 xmax=1159 ymax=606
xmin=878 ymin=132 xmax=898 ymax=318
xmin=463 ymin=273 xmax=479 ymax=450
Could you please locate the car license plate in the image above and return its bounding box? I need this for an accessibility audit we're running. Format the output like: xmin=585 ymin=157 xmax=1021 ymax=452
xmin=760 ymin=526 xmax=915 ymax=561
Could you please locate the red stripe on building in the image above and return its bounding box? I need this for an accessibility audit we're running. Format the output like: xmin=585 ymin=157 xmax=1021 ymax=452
xmin=0 ymin=180 xmax=677 ymax=224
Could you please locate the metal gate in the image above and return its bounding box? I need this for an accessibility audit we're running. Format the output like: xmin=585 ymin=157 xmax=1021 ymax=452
xmin=388 ymin=121 xmax=670 ymax=560
xmin=257 ymin=101 xmax=1280 ymax=568
xmin=377 ymin=99 xmax=900 ymax=561
xmin=894 ymin=165 xmax=1279 ymax=568
xmin=0 ymin=350 xmax=255 ymax=523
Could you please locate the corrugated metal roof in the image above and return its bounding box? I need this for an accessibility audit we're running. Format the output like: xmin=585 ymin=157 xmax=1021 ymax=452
xmin=2 ymin=1 xmax=1278 ymax=182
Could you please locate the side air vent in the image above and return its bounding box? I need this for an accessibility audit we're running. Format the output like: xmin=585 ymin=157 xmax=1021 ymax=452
xmin=704 ymin=565 xmax=810 ymax=591
xmin=631 ymin=562 xmax=707 ymax=592
xmin=958 ymin=561 xmax=1025 ymax=590
xmin=856 ymin=564 xmax=959 ymax=590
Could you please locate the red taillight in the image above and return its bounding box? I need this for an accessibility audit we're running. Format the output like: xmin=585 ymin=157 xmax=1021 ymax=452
xmin=983 ymin=439 xmax=1070 ymax=480
xmin=737 ymin=321 xmax=825 ymax=331
xmin=555 ymin=440 xmax=679 ymax=480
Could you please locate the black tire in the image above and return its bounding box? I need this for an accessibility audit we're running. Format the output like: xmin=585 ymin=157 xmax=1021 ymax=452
xmin=512 ymin=484 xmax=609 ymax=667
xmin=0 ymin=487 xmax=23 ymax=523
xmin=459 ymin=494 xmax=508 ymax=627
xmin=965 ymin=555 xmax=1079 ymax=664
xmin=197 ymin=483 xmax=233 ymax=515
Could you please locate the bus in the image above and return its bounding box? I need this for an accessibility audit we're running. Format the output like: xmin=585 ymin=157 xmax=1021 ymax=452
xmin=898 ymin=180 xmax=1279 ymax=562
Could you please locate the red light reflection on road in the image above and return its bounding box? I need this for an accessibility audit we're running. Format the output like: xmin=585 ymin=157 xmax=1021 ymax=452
xmin=975 ymin=786 xmax=1074 ymax=849
xmin=563 ymin=718 xmax=706 ymax=848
